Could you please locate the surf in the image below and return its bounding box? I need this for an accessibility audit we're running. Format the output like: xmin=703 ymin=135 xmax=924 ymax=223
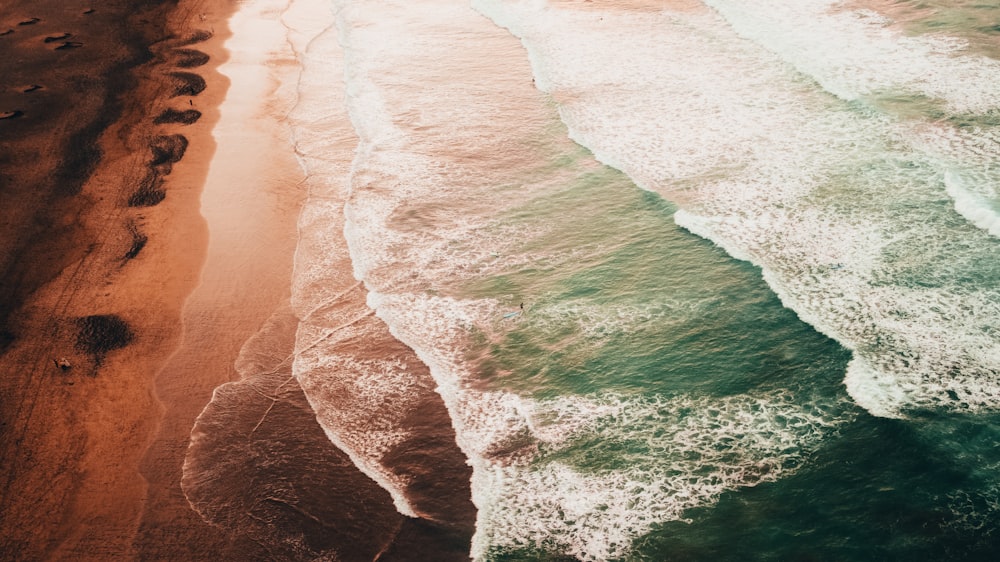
xmin=474 ymin=0 xmax=1000 ymax=421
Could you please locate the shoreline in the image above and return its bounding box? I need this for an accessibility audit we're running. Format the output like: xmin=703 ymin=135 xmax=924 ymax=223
xmin=177 ymin=0 xmax=477 ymax=558
xmin=1 ymin=0 xmax=478 ymax=558
xmin=134 ymin=0 xmax=311 ymax=556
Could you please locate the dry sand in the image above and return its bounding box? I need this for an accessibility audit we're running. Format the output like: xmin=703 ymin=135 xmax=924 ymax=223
xmin=0 ymin=0 xmax=278 ymax=559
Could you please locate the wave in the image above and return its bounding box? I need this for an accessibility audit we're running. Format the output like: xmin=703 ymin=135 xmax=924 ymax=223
xmin=329 ymin=0 xmax=856 ymax=558
xmin=701 ymin=0 xmax=1000 ymax=241
xmin=288 ymin=0 xmax=476 ymax=531
xmin=473 ymin=0 xmax=1000 ymax=421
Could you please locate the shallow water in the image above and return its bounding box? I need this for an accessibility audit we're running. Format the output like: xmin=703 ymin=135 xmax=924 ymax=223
xmin=188 ymin=0 xmax=1000 ymax=559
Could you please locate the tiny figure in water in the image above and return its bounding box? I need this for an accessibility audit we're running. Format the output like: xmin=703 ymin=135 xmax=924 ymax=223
xmin=520 ymin=302 xmax=524 ymax=310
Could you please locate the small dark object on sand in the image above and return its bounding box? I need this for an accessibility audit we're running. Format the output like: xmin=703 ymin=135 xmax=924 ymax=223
xmin=174 ymin=48 xmax=210 ymax=68
xmin=0 ymin=110 xmax=24 ymax=120
xmin=55 ymin=41 xmax=84 ymax=50
xmin=18 ymin=18 xmax=40 ymax=26
xmin=53 ymin=358 xmax=72 ymax=371
xmin=22 ymin=84 xmax=42 ymax=93
xmin=75 ymin=314 xmax=134 ymax=368
xmin=169 ymin=72 xmax=206 ymax=97
xmin=44 ymin=33 xmax=72 ymax=43
xmin=83 ymin=8 xmax=96 ymax=15
xmin=0 ymin=29 xmax=13 ymax=36
xmin=153 ymin=108 xmax=201 ymax=125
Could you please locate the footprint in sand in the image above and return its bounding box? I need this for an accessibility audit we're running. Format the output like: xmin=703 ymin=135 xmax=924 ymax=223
xmin=18 ymin=18 xmax=40 ymax=26
xmin=0 ymin=29 xmax=13 ymax=36
xmin=22 ymin=84 xmax=43 ymax=93
xmin=83 ymin=9 xmax=96 ymax=15
xmin=0 ymin=110 xmax=25 ymax=120
xmin=55 ymin=41 xmax=84 ymax=50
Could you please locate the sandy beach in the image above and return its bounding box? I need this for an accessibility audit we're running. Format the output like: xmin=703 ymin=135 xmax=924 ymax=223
xmin=0 ymin=0 xmax=300 ymax=557
xmin=4 ymin=0 xmax=995 ymax=560
xmin=0 ymin=0 xmax=246 ymax=558
xmin=0 ymin=0 xmax=475 ymax=559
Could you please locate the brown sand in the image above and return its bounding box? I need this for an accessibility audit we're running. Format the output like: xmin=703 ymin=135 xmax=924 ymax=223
xmin=133 ymin=0 xmax=315 ymax=556
xmin=1 ymin=0 xmax=476 ymax=559
xmin=0 ymin=0 xmax=253 ymax=559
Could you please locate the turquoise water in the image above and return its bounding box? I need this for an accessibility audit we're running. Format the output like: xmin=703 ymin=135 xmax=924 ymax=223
xmin=445 ymin=102 xmax=859 ymax=562
xmin=284 ymin=0 xmax=1000 ymax=559
xmin=464 ymin=152 xmax=850 ymax=403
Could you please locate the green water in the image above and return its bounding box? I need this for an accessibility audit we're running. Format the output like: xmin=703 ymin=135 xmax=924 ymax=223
xmin=462 ymin=147 xmax=851 ymax=404
xmin=440 ymin=112 xmax=1000 ymax=561
xmin=447 ymin=139 xmax=869 ymax=561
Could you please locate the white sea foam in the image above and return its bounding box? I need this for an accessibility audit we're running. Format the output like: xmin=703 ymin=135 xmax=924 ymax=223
xmin=293 ymin=341 xmax=422 ymax=517
xmin=703 ymin=0 xmax=1000 ymax=114
xmin=283 ymin=0 xmax=429 ymax=519
xmin=945 ymin=170 xmax=1000 ymax=238
xmin=470 ymin=391 xmax=847 ymax=561
xmin=701 ymin=0 xmax=1000 ymax=240
xmin=368 ymin=293 xmax=850 ymax=560
xmin=475 ymin=0 xmax=1000 ymax=420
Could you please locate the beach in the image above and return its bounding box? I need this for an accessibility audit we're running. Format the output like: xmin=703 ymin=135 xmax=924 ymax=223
xmin=4 ymin=0 xmax=1000 ymax=560
xmin=0 ymin=0 xmax=244 ymax=558
xmin=0 ymin=0 xmax=476 ymax=558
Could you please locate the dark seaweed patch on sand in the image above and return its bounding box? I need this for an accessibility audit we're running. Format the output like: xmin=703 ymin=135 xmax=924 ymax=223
xmin=44 ymin=33 xmax=71 ymax=43
xmin=54 ymin=134 xmax=102 ymax=196
xmin=153 ymin=108 xmax=200 ymax=125
xmin=169 ymin=72 xmax=205 ymax=97
xmin=179 ymin=29 xmax=213 ymax=46
xmin=149 ymin=134 xmax=188 ymax=168
xmin=75 ymin=314 xmax=133 ymax=367
xmin=128 ymin=169 xmax=165 ymax=207
xmin=174 ymin=49 xmax=209 ymax=68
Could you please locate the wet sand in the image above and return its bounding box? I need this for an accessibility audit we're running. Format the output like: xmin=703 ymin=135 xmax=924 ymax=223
xmin=175 ymin=1 xmax=476 ymax=559
xmin=0 ymin=0 xmax=475 ymax=560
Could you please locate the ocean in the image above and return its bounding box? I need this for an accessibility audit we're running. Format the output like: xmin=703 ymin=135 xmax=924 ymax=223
xmin=185 ymin=0 xmax=1000 ymax=560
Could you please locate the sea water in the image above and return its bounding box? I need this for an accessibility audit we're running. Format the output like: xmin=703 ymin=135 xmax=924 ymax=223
xmin=189 ymin=0 xmax=1000 ymax=560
